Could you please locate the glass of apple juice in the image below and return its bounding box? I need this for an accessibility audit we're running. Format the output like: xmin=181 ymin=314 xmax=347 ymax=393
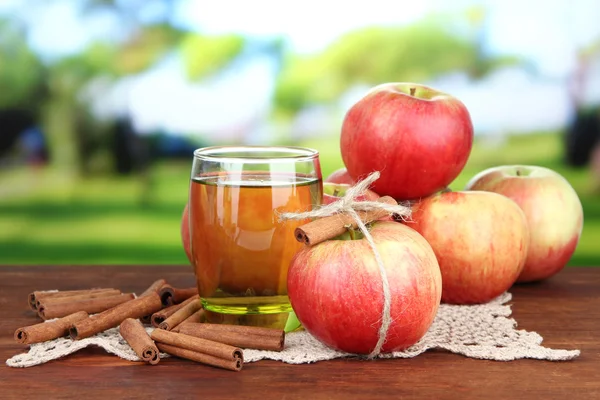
xmin=189 ymin=146 xmax=322 ymax=332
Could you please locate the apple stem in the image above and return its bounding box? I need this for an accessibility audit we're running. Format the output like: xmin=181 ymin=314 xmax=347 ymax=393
xmin=332 ymin=188 xmax=340 ymax=197
xmin=516 ymin=169 xmax=522 ymax=176
xmin=348 ymin=228 xmax=356 ymax=241
xmin=410 ymin=87 xmax=416 ymax=96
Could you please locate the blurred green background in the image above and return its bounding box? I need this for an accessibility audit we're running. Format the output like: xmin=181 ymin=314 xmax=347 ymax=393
xmin=1 ymin=0 xmax=599 ymax=265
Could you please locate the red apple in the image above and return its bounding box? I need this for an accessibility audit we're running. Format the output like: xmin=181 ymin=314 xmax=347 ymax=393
xmin=340 ymin=82 xmax=473 ymax=200
xmin=406 ymin=190 xmax=529 ymax=304
xmin=465 ymin=165 xmax=584 ymax=282
xmin=322 ymin=181 xmax=380 ymax=205
xmin=325 ymin=168 xmax=355 ymax=185
xmin=287 ymin=221 xmax=442 ymax=354
xmin=181 ymin=203 xmax=193 ymax=264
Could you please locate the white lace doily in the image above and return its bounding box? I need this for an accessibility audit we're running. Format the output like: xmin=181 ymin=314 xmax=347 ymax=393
xmin=6 ymin=292 xmax=579 ymax=368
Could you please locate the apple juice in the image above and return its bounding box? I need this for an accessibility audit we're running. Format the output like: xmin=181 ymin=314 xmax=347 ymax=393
xmin=189 ymin=172 xmax=321 ymax=322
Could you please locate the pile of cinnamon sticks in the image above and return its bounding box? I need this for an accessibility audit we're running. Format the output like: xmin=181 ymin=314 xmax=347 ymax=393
xmin=15 ymin=279 xmax=286 ymax=372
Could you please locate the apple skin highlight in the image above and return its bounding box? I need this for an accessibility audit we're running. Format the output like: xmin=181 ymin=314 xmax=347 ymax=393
xmin=287 ymin=222 xmax=442 ymax=354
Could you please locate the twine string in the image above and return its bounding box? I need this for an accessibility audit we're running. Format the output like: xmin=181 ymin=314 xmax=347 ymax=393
xmin=279 ymin=171 xmax=411 ymax=357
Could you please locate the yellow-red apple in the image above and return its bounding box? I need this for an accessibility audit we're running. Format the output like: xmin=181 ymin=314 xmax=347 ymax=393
xmin=465 ymin=165 xmax=584 ymax=282
xmin=406 ymin=190 xmax=529 ymax=304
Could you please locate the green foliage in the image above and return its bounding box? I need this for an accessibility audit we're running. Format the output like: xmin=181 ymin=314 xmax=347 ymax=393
xmin=40 ymin=23 xmax=183 ymax=176
xmin=274 ymin=16 xmax=519 ymax=116
xmin=1 ymin=132 xmax=599 ymax=266
xmin=48 ymin=44 xmax=115 ymax=97
xmin=180 ymin=33 xmax=245 ymax=80
xmin=113 ymin=24 xmax=183 ymax=75
xmin=0 ymin=19 xmax=45 ymax=108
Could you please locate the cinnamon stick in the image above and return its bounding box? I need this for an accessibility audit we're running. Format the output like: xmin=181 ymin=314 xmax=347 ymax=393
xmin=29 ymin=288 xmax=118 ymax=311
xmin=181 ymin=322 xmax=284 ymax=338
xmin=139 ymin=279 xmax=167 ymax=298
xmin=159 ymin=285 xmax=199 ymax=306
xmin=151 ymin=295 xmax=199 ymax=328
xmin=177 ymin=309 xmax=205 ymax=328
xmin=14 ymin=311 xmax=89 ymax=344
xmin=119 ymin=318 xmax=160 ymax=365
xmin=179 ymin=323 xmax=284 ymax=352
xmin=294 ymin=196 xmax=398 ymax=246
xmin=151 ymin=329 xmax=243 ymax=372
xmin=158 ymin=297 xmax=202 ymax=331
xmin=38 ymin=289 xmax=122 ymax=307
xmin=70 ymin=292 xmax=163 ymax=340
xmin=138 ymin=280 xmax=171 ymax=324
xmin=38 ymin=293 xmax=135 ymax=320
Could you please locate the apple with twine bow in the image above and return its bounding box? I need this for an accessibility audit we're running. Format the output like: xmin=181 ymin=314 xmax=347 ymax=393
xmin=340 ymin=83 xmax=474 ymax=200
xmin=284 ymin=173 xmax=442 ymax=355
xmin=287 ymin=221 xmax=441 ymax=354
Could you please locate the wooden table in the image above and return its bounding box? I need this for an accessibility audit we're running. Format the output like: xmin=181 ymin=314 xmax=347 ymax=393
xmin=0 ymin=266 xmax=598 ymax=399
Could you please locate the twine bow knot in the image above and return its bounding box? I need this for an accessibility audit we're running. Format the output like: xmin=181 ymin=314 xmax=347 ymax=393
xmin=279 ymin=171 xmax=411 ymax=357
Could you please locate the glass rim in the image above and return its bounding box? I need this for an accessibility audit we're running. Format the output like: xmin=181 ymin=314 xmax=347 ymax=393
xmin=193 ymin=145 xmax=319 ymax=163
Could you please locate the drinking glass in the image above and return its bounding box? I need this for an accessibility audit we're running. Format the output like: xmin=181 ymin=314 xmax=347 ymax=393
xmin=189 ymin=146 xmax=322 ymax=330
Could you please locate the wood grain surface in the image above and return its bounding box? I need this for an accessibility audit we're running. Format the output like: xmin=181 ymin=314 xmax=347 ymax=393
xmin=0 ymin=265 xmax=598 ymax=399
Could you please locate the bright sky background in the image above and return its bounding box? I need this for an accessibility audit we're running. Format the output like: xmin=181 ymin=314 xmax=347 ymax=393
xmin=175 ymin=0 xmax=600 ymax=77
xmin=2 ymin=0 xmax=600 ymax=137
xmin=174 ymin=0 xmax=435 ymax=53
xmin=4 ymin=0 xmax=599 ymax=76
